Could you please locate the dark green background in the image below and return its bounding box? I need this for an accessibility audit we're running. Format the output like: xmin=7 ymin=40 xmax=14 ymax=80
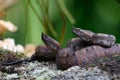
xmin=4 ymin=0 xmax=120 ymax=47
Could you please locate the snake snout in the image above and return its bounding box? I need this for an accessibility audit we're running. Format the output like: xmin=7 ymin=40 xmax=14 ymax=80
xmin=41 ymin=32 xmax=60 ymax=52
xmin=72 ymin=27 xmax=81 ymax=35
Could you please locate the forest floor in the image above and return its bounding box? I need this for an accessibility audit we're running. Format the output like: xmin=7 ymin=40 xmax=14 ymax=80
xmin=0 ymin=49 xmax=120 ymax=80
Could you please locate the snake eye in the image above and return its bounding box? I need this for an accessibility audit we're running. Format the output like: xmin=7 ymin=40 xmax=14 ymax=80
xmin=51 ymin=45 xmax=57 ymax=50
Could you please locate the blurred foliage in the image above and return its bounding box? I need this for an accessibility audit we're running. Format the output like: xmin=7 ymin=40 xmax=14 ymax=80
xmin=2 ymin=0 xmax=120 ymax=46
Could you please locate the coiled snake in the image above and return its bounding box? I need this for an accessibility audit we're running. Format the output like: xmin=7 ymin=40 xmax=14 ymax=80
xmin=2 ymin=27 xmax=120 ymax=70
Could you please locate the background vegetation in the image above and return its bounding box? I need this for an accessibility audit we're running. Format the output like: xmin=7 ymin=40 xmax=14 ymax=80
xmin=2 ymin=0 xmax=120 ymax=47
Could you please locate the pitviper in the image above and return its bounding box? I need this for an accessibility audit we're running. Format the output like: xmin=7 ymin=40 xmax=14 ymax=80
xmin=2 ymin=27 xmax=120 ymax=70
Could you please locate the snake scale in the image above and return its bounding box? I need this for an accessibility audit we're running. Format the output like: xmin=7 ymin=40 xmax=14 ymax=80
xmin=2 ymin=27 xmax=120 ymax=70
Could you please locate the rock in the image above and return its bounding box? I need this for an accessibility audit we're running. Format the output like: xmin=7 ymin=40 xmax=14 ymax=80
xmin=0 ymin=61 xmax=112 ymax=80
xmin=51 ymin=66 xmax=110 ymax=80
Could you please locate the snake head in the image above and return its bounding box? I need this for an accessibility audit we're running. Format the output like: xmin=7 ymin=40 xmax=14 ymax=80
xmin=72 ymin=27 xmax=94 ymax=42
xmin=41 ymin=33 xmax=60 ymax=52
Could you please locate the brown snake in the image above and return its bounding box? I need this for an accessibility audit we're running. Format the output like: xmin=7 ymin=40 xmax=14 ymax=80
xmin=2 ymin=27 xmax=120 ymax=70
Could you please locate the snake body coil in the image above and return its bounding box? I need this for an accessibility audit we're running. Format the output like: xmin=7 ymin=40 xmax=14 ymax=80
xmin=2 ymin=27 xmax=120 ymax=70
xmin=56 ymin=44 xmax=120 ymax=70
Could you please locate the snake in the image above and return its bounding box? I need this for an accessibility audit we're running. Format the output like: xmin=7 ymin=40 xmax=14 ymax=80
xmin=72 ymin=27 xmax=115 ymax=47
xmin=2 ymin=27 xmax=120 ymax=70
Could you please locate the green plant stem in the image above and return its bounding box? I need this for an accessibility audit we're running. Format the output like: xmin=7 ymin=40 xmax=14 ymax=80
xmin=55 ymin=0 xmax=66 ymax=45
xmin=24 ymin=0 xmax=29 ymax=45
xmin=28 ymin=0 xmax=44 ymax=27
xmin=59 ymin=13 xmax=66 ymax=45
xmin=55 ymin=0 xmax=76 ymax=24
xmin=38 ymin=0 xmax=57 ymax=37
